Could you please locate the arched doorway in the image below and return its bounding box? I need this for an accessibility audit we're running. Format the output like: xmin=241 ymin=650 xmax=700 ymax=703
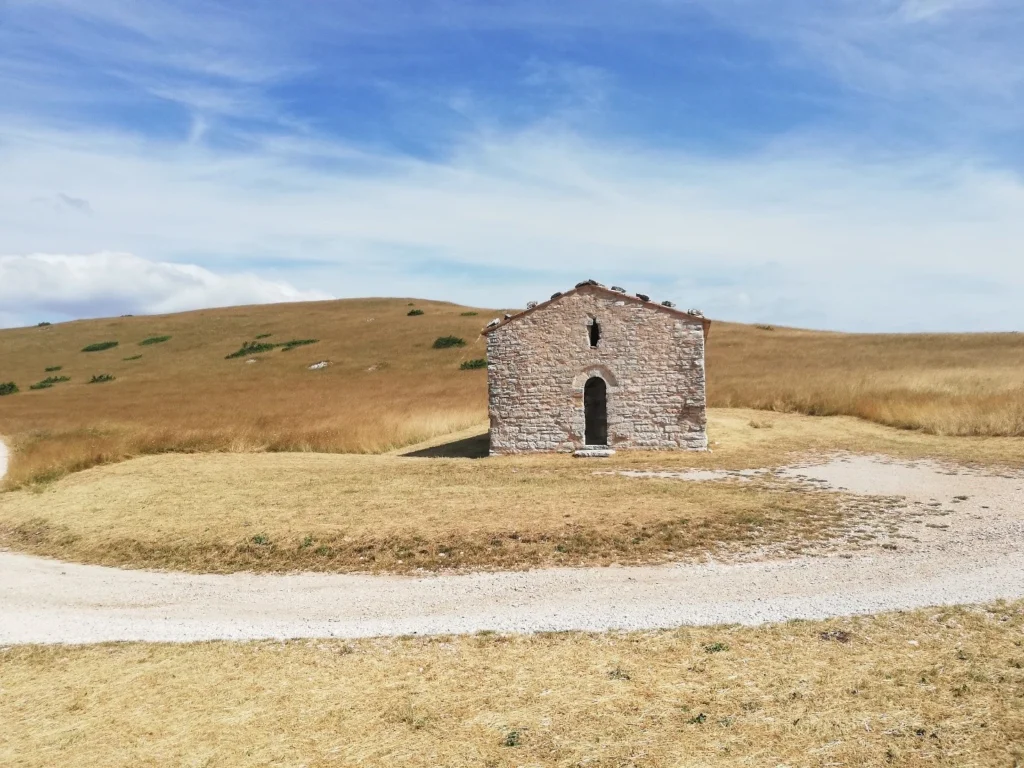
xmin=584 ymin=377 xmax=608 ymax=445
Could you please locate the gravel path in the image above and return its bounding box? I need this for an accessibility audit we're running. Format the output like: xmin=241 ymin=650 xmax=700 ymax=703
xmin=1 ymin=440 xmax=1023 ymax=645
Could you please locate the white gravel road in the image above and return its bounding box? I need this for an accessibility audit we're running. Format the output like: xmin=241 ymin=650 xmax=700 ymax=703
xmin=1 ymin=439 xmax=1023 ymax=645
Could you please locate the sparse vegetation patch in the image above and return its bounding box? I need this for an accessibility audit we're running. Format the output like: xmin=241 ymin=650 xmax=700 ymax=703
xmin=255 ymin=333 xmax=272 ymax=339
xmin=226 ymin=338 xmax=319 ymax=358
xmin=460 ymin=311 xmax=478 ymax=316
xmin=280 ymin=338 xmax=318 ymax=351
xmin=29 ymin=376 xmax=71 ymax=390
xmin=123 ymin=355 xmax=143 ymax=361
xmin=81 ymin=341 xmax=119 ymax=353
xmin=460 ymin=358 xmax=487 ymax=370
xmin=139 ymin=335 xmax=171 ymax=346
xmin=0 ymin=382 xmax=18 ymax=396
xmin=44 ymin=366 xmax=62 ymax=372
xmin=407 ymin=309 xmax=424 ymax=316
xmin=433 ymin=335 xmax=467 ymax=349
xmin=89 ymin=374 xmax=115 ymax=384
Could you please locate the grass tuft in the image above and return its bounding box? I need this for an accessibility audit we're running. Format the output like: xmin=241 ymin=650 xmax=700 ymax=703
xmin=407 ymin=309 xmax=424 ymax=316
xmin=81 ymin=341 xmax=118 ymax=352
xmin=89 ymin=374 xmax=115 ymax=384
xmin=29 ymin=376 xmax=71 ymax=390
xmin=139 ymin=335 xmax=171 ymax=346
xmin=433 ymin=335 xmax=466 ymax=349
xmin=44 ymin=366 xmax=62 ymax=372
xmin=459 ymin=358 xmax=487 ymax=370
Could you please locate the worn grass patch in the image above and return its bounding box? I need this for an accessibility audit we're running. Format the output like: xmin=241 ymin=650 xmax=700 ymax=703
xmin=0 ymin=448 xmax=852 ymax=573
xmin=2 ymin=602 xmax=1022 ymax=767
xmin=1 ymin=409 xmax=1021 ymax=573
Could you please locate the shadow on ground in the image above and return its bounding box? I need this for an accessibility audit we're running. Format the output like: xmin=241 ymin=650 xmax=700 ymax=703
xmin=402 ymin=432 xmax=490 ymax=459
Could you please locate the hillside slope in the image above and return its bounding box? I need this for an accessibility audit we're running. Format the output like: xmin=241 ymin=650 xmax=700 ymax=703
xmin=0 ymin=298 xmax=492 ymax=487
xmin=1 ymin=299 xmax=1022 ymax=487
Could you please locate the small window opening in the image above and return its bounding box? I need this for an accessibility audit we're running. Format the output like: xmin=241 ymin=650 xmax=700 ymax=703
xmin=588 ymin=318 xmax=601 ymax=348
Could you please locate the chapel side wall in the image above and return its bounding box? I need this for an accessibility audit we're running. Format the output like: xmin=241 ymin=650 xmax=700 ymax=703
xmin=487 ymin=287 xmax=707 ymax=454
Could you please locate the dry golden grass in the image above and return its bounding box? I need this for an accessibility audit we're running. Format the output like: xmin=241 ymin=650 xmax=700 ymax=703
xmin=2 ymin=408 xmax=1020 ymax=574
xmin=708 ymin=322 xmax=1024 ymax=437
xmin=0 ymin=436 xmax=845 ymax=574
xmin=1 ymin=298 xmax=1023 ymax=488
xmin=0 ymin=298 xmax=491 ymax=488
xmin=3 ymin=601 xmax=1022 ymax=767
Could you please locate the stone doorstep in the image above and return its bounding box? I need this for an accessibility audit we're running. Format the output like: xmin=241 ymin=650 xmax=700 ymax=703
xmin=573 ymin=446 xmax=616 ymax=458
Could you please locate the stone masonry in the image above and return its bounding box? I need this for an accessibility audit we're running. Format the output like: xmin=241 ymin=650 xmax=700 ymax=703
xmin=484 ymin=282 xmax=709 ymax=454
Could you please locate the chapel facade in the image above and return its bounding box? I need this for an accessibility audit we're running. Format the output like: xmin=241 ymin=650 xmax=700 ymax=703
xmin=483 ymin=280 xmax=710 ymax=455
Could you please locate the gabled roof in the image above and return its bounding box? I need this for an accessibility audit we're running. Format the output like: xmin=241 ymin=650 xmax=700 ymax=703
xmin=481 ymin=281 xmax=711 ymax=338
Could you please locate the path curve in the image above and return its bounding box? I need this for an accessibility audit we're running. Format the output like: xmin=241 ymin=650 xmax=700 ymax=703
xmin=2 ymin=444 xmax=1023 ymax=645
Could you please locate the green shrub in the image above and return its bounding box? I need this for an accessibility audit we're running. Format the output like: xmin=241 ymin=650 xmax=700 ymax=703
xmin=89 ymin=374 xmax=115 ymax=383
xmin=255 ymin=333 xmax=272 ymax=339
xmin=82 ymin=341 xmax=118 ymax=353
xmin=227 ymin=338 xmax=319 ymax=358
xmin=123 ymin=355 xmax=143 ymax=361
xmin=460 ymin=311 xmax=478 ymax=316
xmin=30 ymin=376 xmax=71 ymax=390
xmin=280 ymin=338 xmax=318 ymax=351
xmin=0 ymin=382 xmax=19 ymax=396
xmin=45 ymin=366 xmax=62 ymax=372
xmin=225 ymin=341 xmax=277 ymax=359
xmin=139 ymin=335 xmax=171 ymax=346
xmin=460 ymin=358 xmax=487 ymax=370
xmin=407 ymin=308 xmax=424 ymax=316
xmin=433 ymin=335 xmax=466 ymax=349
xmin=37 ymin=321 xmax=51 ymax=327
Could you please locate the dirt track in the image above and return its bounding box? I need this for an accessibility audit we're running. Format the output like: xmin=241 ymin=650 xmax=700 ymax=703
xmin=1 ymin=441 xmax=1023 ymax=645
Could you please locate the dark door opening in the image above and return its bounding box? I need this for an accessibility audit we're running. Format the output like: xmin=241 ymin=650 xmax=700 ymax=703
xmin=584 ymin=377 xmax=608 ymax=445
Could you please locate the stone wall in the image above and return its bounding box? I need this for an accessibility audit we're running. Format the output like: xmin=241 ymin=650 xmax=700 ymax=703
xmin=486 ymin=285 xmax=707 ymax=454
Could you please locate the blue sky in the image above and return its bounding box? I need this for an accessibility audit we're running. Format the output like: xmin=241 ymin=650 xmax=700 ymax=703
xmin=1 ymin=0 xmax=1023 ymax=330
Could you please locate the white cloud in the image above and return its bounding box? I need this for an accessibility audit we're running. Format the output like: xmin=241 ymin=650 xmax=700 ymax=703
xmin=0 ymin=252 xmax=332 ymax=327
xmin=1 ymin=122 xmax=1023 ymax=330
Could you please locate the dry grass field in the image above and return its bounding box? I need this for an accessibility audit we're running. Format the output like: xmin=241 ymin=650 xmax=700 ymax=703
xmin=1 ymin=298 xmax=1023 ymax=488
xmin=709 ymin=321 xmax=1024 ymax=437
xmin=3 ymin=601 xmax=1022 ymax=767
xmin=2 ymin=408 xmax=1020 ymax=574
xmin=0 ymin=298 xmax=491 ymax=488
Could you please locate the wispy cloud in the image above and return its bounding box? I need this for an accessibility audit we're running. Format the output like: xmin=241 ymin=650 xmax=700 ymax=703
xmin=1 ymin=0 xmax=1022 ymax=329
xmin=2 ymin=120 xmax=1022 ymax=330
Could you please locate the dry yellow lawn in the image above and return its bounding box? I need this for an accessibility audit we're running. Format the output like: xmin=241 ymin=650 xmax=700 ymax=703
xmin=3 ymin=602 xmax=1022 ymax=767
xmin=709 ymin=321 xmax=1024 ymax=437
xmin=1 ymin=298 xmax=1023 ymax=488
xmin=1 ymin=409 xmax=1019 ymax=574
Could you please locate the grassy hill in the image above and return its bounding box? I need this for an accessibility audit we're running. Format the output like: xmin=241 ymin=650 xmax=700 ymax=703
xmin=1 ymin=298 xmax=1022 ymax=487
